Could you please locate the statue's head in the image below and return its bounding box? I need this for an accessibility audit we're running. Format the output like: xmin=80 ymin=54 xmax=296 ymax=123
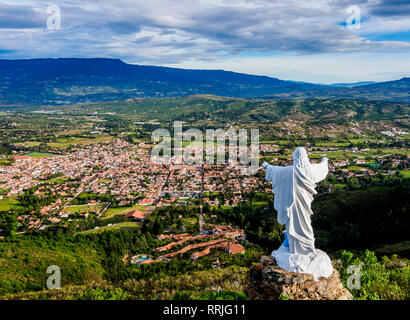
xmin=292 ymin=147 xmax=310 ymax=167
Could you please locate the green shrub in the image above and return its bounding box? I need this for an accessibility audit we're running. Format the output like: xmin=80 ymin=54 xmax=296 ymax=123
xmin=78 ymin=288 xmax=129 ymax=300
xmin=193 ymin=290 xmax=247 ymax=300
xmin=336 ymin=250 xmax=409 ymax=300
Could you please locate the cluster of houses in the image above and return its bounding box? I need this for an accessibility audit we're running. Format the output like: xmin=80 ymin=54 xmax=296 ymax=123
xmin=158 ymin=225 xmax=245 ymax=260
xmin=130 ymin=225 xmax=246 ymax=265
xmin=1 ymin=132 xmax=408 ymax=234
xmin=380 ymin=128 xmax=408 ymax=137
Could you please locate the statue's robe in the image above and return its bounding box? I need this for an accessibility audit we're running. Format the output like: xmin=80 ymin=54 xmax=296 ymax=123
xmin=265 ymin=158 xmax=328 ymax=254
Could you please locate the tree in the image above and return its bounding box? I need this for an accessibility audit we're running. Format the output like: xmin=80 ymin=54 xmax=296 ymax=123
xmin=37 ymin=142 xmax=49 ymax=153
xmin=176 ymin=218 xmax=183 ymax=230
xmin=0 ymin=212 xmax=18 ymax=237
xmin=203 ymin=202 xmax=211 ymax=214
xmin=153 ymin=220 xmax=164 ymax=235
xmin=66 ymin=221 xmax=77 ymax=235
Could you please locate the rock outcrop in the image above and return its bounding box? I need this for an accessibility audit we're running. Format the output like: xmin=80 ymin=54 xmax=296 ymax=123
xmin=246 ymin=255 xmax=353 ymax=300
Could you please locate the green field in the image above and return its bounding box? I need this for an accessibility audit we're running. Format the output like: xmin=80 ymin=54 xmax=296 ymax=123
xmin=23 ymin=141 xmax=41 ymax=147
xmin=400 ymin=170 xmax=410 ymax=178
xmin=103 ymin=204 xmax=148 ymax=219
xmin=49 ymin=135 xmax=113 ymax=148
xmin=80 ymin=222 xmax=140 ymax=234
xmin=348 ymin=165 xmax=364 ymax=171
xmin=260 ymin=140 xmax=291 ymax=145
xmin=367 ymin=148 xmax=409 ymax=156
xmin=24 ymin=153 xmax=57 ymax=159
xmin=66 ymin=204 xmax=104 ymax=214
xmin=251 ymin=201 xmax=268 ymax=207
xmin=0 ymin=198 xmax=20 ymax=211
xmin=22 ymin=135 xmax=114 ymax=149
xmin=316 ymin=141 xmax=350 ymax=147
xmin=46 ymin=176 xmax=69 ymax=184
xmin=182 ymin=217 xmax=198 ymax=224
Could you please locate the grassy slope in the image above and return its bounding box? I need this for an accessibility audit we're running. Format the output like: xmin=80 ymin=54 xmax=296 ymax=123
xmin=0 ymin=238 xmax=105 ymax=295
xmin=37 ymin=96 xmax=410 ymax=123
xmin=0 ymin=265 xmax=248 ymax=300
xmin=2 ymin=251 xmax=408 ymax=300
xmin=0 ymin=197 xmax=21 ymax=211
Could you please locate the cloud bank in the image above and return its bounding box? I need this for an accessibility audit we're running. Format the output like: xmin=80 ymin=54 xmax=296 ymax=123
xmin=0 ymin=0 xmax=409 ymax=82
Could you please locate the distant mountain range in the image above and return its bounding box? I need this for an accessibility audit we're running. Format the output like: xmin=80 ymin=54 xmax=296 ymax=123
xmin=328 ymin=81 xmax=377 ymax=87
xmin=0 ymin=58 xmax=409 ymax=106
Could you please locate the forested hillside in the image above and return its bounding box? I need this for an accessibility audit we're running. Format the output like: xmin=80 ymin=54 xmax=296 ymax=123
xmin=1 ymin=59 xmax=409 ymax=106
xmin=1 ymin=180 xmax=408 ymax=300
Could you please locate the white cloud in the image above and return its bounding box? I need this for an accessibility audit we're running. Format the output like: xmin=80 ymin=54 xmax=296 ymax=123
xmin=0 ymin=0 xmax=408 ymax=82
xmin=163 ymin=51 xmax=410 ymax=83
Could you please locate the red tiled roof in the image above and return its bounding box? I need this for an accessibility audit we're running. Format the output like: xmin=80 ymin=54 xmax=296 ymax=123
xmin=225 ymin=243 xmax=245 ymax=254
xmin=125 ymin=210 xmax=145 ymax=219
xmin=138 ymin=198 xmax=153 ymax=204
xmin=14 ymin=155 xmax=31 ymax=160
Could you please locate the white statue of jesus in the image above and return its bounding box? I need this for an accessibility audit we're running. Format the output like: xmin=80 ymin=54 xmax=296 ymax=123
xmin=262 ymin=147 xmax=333 ymax=280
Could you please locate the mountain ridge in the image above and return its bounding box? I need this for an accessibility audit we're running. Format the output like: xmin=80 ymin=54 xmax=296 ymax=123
xmin=0 ymin=58 xmax=409 ymax=106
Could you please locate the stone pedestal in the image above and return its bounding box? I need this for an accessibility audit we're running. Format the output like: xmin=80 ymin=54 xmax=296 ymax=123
xmin=246 ymin=255 xmax=353 ymax=300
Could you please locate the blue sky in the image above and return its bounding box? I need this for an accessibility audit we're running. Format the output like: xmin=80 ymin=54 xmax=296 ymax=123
xmin=0 ymin=0 xmax=409 ymax=83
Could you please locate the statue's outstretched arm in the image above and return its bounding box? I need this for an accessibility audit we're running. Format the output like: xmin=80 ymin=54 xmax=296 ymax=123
xmin=311 ymin=157 xmax=329 ymax=183
xmin=262 ymin=161 xmax=280 ymax=183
